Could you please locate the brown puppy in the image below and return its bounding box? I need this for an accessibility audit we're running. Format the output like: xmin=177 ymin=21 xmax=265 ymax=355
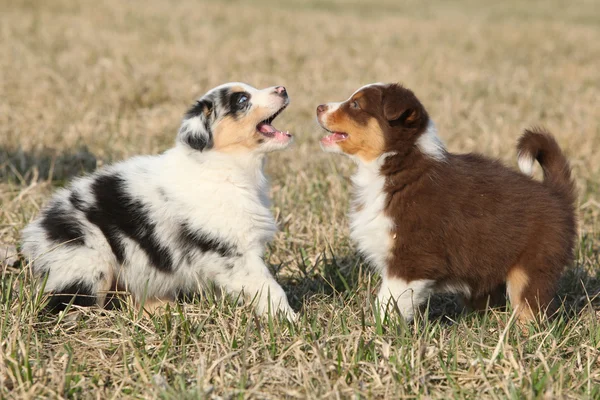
xmin=316 ymin=83 xmax=577 ymax=323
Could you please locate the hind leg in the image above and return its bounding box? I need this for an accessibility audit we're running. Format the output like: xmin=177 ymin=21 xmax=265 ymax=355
xmin=506 ymin=265 xmax=558 ymax=323
xmin=30 ymin=246 xmax=115 ymax=312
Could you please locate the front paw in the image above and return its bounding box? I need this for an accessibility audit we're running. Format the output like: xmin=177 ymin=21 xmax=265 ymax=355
xmin=377 ymin=294 xmax=415 ymax=322
xmin=255 ymin=300 xmax=297 ymax=321
xmin=280 ymin=307 xmax=298 ymax=322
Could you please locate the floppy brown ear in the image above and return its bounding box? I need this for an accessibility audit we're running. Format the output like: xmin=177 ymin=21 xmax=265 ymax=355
xmin=384 ymin=102 xmax=420 ymax=125
xmin=383 ymin=95 xmax=402 ymax=121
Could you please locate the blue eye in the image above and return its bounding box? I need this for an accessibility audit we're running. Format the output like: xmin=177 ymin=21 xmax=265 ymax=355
xmin=238 ymin=95 xmax=248 ymax=104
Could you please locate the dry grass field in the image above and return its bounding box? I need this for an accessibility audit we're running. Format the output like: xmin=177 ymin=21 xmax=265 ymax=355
xmin=1 ymin=0 xmax=600 ymax=398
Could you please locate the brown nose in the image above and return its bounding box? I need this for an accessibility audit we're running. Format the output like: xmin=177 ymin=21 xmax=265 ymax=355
xmin=274 ymin=86 xmax=287 ymax=96
xmin=317 ymin=104 xmax=327 ymax=114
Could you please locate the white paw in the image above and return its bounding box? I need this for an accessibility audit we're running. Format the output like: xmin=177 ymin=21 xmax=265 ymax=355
xmin=280 ymin=307 xmax=298 ymax=322
xmin=378 ymin=296 xmax=414 ymax=322
xmin=255 ymin=299 xmax=297 ymax=321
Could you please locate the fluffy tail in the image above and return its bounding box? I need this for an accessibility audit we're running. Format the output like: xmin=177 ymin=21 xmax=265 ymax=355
xmin=517 ymin=127 xmax=576 ymax=205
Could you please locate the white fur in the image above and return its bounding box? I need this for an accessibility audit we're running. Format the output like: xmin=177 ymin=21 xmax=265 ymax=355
xmin=436 ymin=281 xmax=471 ymax=297
xmin=349 ymin=154 xmax=396 ymax=274
xmin=177 ymin=116 xmax=206 ymax=142
xmin=21 ymin=83 xmax=295 ymax=319
xmin=326 ymin=101 xmax=342 ymax=113
xmin=317 ymin=101 xmax=344 ymax=154
xmin=416 ymin=120 xmax=446 ymax=161
xmin=319 ymin=139 xmax=342 ymax=154
xmin=517 ymin=152 xmax=535 ymax=176
xmin=378 ymin=276 xmax=434 ymax=321
xmin=203 ymin=82 xmax=255 ymax=98
xmin=205 ymin=82 xmax=283 ymax=117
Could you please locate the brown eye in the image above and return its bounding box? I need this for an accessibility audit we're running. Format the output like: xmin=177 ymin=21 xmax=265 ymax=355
xmin=351 ymin=100 xmax=360 ymax=109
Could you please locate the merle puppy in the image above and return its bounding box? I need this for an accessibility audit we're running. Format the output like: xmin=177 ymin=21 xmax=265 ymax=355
xmin=22 ymin=82 xmax=296 ymax=319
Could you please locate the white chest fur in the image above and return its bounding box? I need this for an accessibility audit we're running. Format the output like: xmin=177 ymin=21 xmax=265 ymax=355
xmin=349 ymin=157 xmax=394 ymax=274
xmin=158 ymin=149 xmax=277 ymax=252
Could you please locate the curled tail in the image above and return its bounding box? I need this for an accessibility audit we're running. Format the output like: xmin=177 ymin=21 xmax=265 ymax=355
xmin=517 ymin=127 xmax=576 ymax=205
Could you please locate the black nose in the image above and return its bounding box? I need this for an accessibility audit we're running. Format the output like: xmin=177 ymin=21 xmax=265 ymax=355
xmin=274 ymin=86 xmax=287 ymax=96
xmin=317 ymin=104 xmax=327 ymax=114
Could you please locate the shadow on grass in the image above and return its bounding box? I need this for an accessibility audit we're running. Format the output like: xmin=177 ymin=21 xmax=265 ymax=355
xmin=0 ymin=146 xmax=97 ymax=184
xmin=276 ymin=249 xmax=600 ymax=323
xmin=275 ymin=251 xmax=467 ymax=323
xmin=275 ymin=251 xmax=366 ymax=312
xmin=556 ymin=265 xmax=600 ymax=316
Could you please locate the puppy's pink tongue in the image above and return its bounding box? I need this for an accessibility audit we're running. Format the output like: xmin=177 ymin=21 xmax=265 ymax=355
xmin=321 ymin=132 xmax=348 ymax=145
xmin=258 ymin=122 xmax=276 ymax=134
xmin=257 ymin=122 xmax=292 ymax=141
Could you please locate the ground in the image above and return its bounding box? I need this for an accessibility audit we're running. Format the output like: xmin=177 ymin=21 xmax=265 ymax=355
xmin=1 ymin=0 xmax=599 ymax=398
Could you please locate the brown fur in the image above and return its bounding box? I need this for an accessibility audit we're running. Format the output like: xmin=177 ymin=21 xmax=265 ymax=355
xmin=506 ymin=267 xmax=535 ymax=322
xmin=333 ymin=117 xmax=385 ymax=162
xmin=317 ymin=90 xmax=387 ymax=162
xmin=212 ymin=115 xmax=265 ymax=152
xmin=324 ymin=83 xmax=577 ymax=322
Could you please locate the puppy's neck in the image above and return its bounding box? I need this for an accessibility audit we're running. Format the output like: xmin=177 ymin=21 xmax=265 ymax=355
xmin=351 ymin=153 xmax=391 ymax=194
xmin=351 ymin=130 xmax=446 ymax=197
xmin=353 ymin=152 xmax=392 ymax=174
xmin=174 ymin=145 xmax=267 ymax=182
xmin=377 ymin=122 xmax=446 ymax=177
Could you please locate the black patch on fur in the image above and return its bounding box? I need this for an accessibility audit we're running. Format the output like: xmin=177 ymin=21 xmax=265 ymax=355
xmin=86 ymin=174 xmax=174 ymax=272
xmin=203 ymin=108 xmax=213 ymax=135
xmin=178 ymin=223 xmax=240 ymax=259
xmin=45 ymin=280 xmax=96 ymax=313
xmin=69 ymin=191 xmax=85 ymax=210
xmin=185 ymin=99 xmax=212 ymax=119
xmin=181 ymin=99 xmax=214 ymax=151
xmin=41 ymin=202 xmax=85 ymax=246
xmin=184 ymin=134 xmax=211 ymax=151
xmin=222 ymin=89 xmax=250 ymax=118
xmin=230 ymin=92 xmax=250 ymax=116
xmin=218 ymin=88 xmax=230 ymax=111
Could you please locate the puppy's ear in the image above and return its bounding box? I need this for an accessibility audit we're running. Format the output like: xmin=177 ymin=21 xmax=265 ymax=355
xmin=384 ymin=102 xmax=420 ymax=126
xmin=382 ymin=84 xmax=422 ymax=126
xmin=177 ymin=99 xmax=215 ymax=151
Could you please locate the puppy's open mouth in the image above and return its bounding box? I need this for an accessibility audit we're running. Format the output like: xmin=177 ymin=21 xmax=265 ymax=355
xmin=320 ymin=127 xmax=348 ymax=145
xmin=256 ymin=103 xmax=292 ymax=140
